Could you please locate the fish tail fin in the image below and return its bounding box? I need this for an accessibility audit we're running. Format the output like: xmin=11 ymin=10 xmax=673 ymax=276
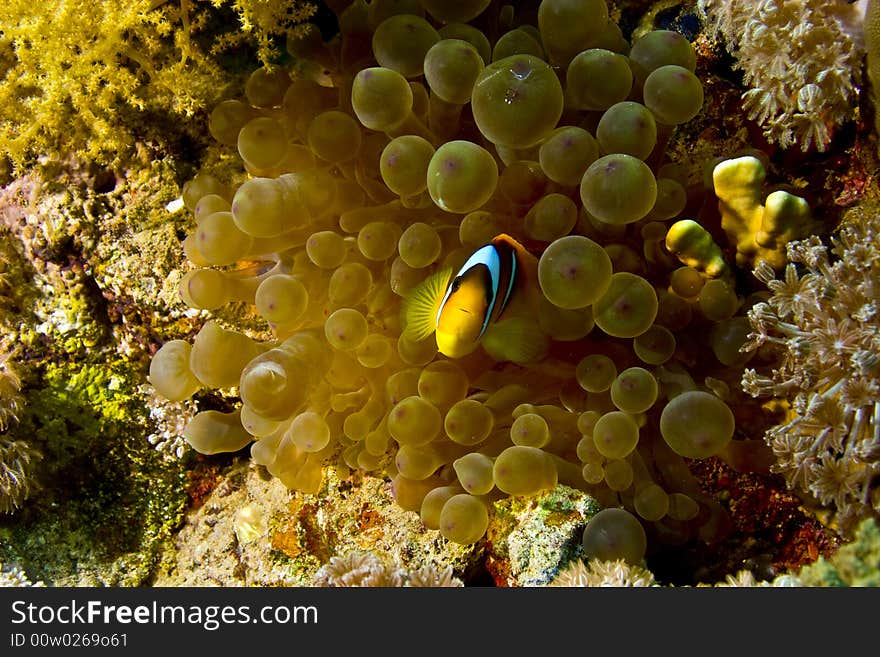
xmin=480 ymin=316 xmax=550 ymax=364
xmin=402 ymin=267 xmax=452 ymax=341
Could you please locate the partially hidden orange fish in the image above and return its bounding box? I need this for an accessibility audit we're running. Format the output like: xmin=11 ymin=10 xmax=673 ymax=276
xmin=403 ymin=233 xmax=549 ymax=363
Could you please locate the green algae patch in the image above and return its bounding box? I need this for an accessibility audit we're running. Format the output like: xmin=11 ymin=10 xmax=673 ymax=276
xmin=0 ymin=360 xmax=188 ymax=586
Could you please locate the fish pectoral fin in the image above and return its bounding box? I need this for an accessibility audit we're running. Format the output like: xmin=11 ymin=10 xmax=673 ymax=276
xmin=402 ymin=266 xmax=453 ymax=341
xmin=480 ymin=316 xmax=550 ymax=364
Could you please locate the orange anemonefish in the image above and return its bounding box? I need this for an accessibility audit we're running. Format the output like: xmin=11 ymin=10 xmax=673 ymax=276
xmin=403 ymin=233 xmax=549 ymax=362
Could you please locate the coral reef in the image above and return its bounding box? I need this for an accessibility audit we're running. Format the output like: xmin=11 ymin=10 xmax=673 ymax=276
xmin=0 ymin=562 xmax=45 ymax=587
xmin=485 ymin=485 xmax=599 ymax=586
xmin=0 ymin=437 xmax=39 ymax=516
xmin=150 ymin=0 xmax=780 ymax=574
xmin=702 ymin=568 xmax=798 ymax=586
xmin=741 ymin=213 xmax=880 ymax=537
xmin=699 ymin=0 xmax=865 ymax=152
xmin=313 ymin=550 xmax=462 ymax=586
xmin=153 ymin=463 xmax=478 ymax=586
xmin=549 ymin=557 xmax=657 ymax=587
xmin=796 ymin=517 xmax=880 ymax=586
xmin=0 ymin=343 xmax=22 ymax=433
xmin=0 ymin=0 xmax=877 ymax=590
xmin=0 ymin=360 xmax=189 ymax=585
xmin=0 ymin=246 xmax=39 ymax=515
xmin=0 ymin=157 xmax=192 ymax=585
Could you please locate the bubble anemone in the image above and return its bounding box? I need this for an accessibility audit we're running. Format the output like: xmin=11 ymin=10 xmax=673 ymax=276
xmin=193 ymin=211 xmax=253 ymax=265
xmin=604 ymin=459 xmax=634 ymax=491
xmin=420 ymin=0 xmax=492 ymax=24
xmin=308 ymin=110 xmax=363 ymax=163
xmin=581 ymin=507 xmax=647 ymax=565
xmin=593 ymin=272 xmax=659 ymax=338
xmin=634 ymin=484 xmax=669 ymax=522
xmin=424 ymin=38 xmax=484 ymax=104
xmin=380 ymin=135 xmax=435 ymax=197
xmin=418 ymin=360 xmax=469 ymax=410
xmin=184 ymin=409 xmax=253 ymax=455
xmin=632 ymin=325 xmax=676 ymax=365
xmin=643 ymin=65 xmax=704 ymax=126
xmin=537 ymin=297 xmax=595 ymax=341
xmin=596 ymin=102 xmax=657 ymax=160
xmin=306 ymin=231 xmax=348 ymax=269
xmin=420 ymin=485 xmax=461 ymax=530
xmin=290 ymin=411 xmax=332 ymax=452
xmin=566 ymin=48 xmax=633 ymax=111
xmin=153 ymin=8 xmax=724 ymax=551
xmin=470 ymin=54 xmax=564 ymax=148
xmin=398 ymin=222 xmax=442 ymax=268
xmin=238 ymin=117 xmax=287 ymax=171
xmin=659 ymin=391 xmax=735 ymax=459
xmin=324 ymin=308 xmax=369 ymax=351
xmin=439 ymin=493 xmax=489 ymax=544
xmin=445 ymin=399 xmax=494 ymax=445
xmin=149 ymin=340 xmax=202 ymax=402
xmin=351 ymin=67 xmax=414 ymax=131
xmin=209 ymin=99 xmax=259 ymax=147
xmin=580 ymin=154 xmax=658 ymax=225
xmin=492 ymin=445 xmax=557 ymax=496
xmin=453 ymin=452 xmax=495 ymax=495
xmin=709 ymin=317 xmax=753 ymax=367
xmin=538 ymin=126 xmax=599 ymax=187
xmin=576 ymin=354 xmax=617 ymax=393
xmin=255 ymin=275 xmax=309 ymax=326
xmin=538 ymin=235 xmax=613 ymax=309
xmin=189 ymin=321 xmax=261 ymax=389
xmin=426 ymin=140 xmax=498 ymax=213
xmin=591 ymin=411 xmax=640 ymax=459
xmin=538 ymin=0 xmax=610 ymax=65
xmin=610 ymin=367 xmax=659 ymax=414
xmin=492 ymin=28 xmax=545 ymax=62
xmin=372 ymin=14 xmax=440 ymax=78
xmin=510 ymin=412 xmax=551 ymax=448
xmin=524 ymin=193 xmax=578 ymax=242
xmin=438 ymin=22 xmax=492 ymax=63
xmin=698 ymin=279 xmax=739 ymax=321
xmin=395 ymin=444 xmax=443 ymax=479
xmin=388 ymin=395 xmax=442 ymax=446
xmin=329 ymin=263 xmax=373 ymax=308
xmin=670 ymin=266 xmax=705 ymax=299
xmin=628 ymin=29 xmax=696 ymax=80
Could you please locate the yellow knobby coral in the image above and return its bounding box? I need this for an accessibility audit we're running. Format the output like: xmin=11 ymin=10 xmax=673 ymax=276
xmin=712 ymin=155 xmax=814 ymax=269
xmin=664 ymin=219 xmax=729 ymax=279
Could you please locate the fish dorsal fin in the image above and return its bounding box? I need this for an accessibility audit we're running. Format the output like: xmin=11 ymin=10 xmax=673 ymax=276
xmin=403 ymin=267 xmax=453 ymax=341
xmin=495 ymin=243 xmax=517 ymax=318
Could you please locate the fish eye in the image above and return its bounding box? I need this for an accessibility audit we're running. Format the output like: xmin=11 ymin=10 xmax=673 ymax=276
xmin=450 ymin=277 xmax=462 ymax=293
